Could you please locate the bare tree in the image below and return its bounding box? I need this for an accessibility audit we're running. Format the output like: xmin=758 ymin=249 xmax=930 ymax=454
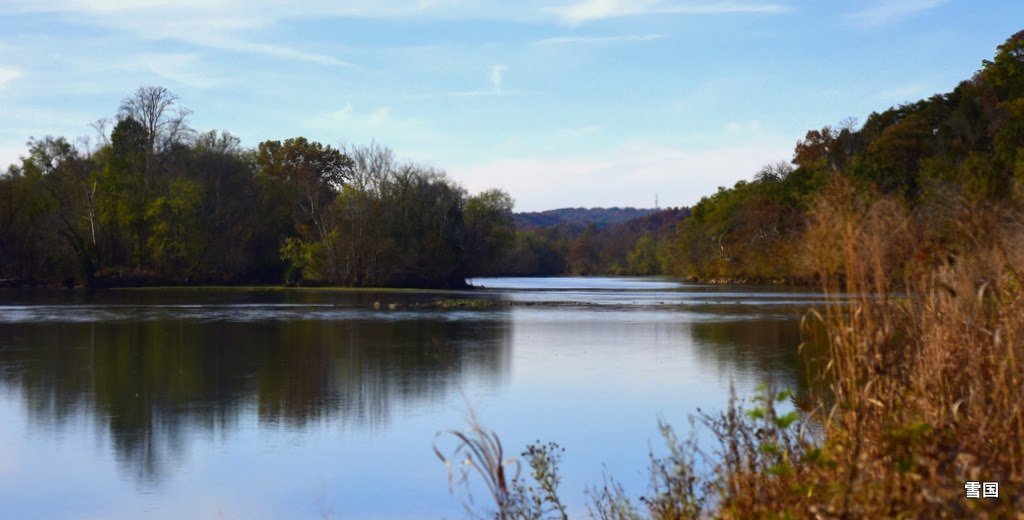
xmin=754 ymin=161 xmax=794 ymax=183
xmin=72 ymin=136 xmax=100 ymax=253
xmin=342 ymin=141 xmax=396 ymax=195
xmin=118 ymin=86 xmax=193 ymax=175
xmin=89 ymin=118 xmax=112 ymax=148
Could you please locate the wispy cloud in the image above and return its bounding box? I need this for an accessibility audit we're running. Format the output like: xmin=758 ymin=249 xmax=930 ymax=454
xmin=2 ymin=1 xmax=791 ymax=37
xmin=308 ymin=102 xmax=442 ymax=145
xmin=0 ymin=67 xmax=22 ymax=86
xmin=848 ymin=0 xmax=948 ymax=27
xmin=548 ymin=0 xmax=791 ymax=24
xmin=407 ymin=89 xmax=545 ymax=99
xmin=409 ymin=65 xmax=546 ymax=99
xmin=489 ymin=65 xmax=508 ymax=95
xmin=182 ymin=34 xmax=351 ymax=67
xmin=532 ymin=33 xmax=665 ymax=46
xmin=136 ymin=53 xmax=225 ymax=89
xmin=452 ymin=140 xmax=791 ymax=211
xmin=1 ymin=1 xmax=351 ymax=66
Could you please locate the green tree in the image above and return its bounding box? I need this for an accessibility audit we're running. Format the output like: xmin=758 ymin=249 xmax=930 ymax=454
xmin=257 ymin=137 xmax=353 ymax=283
xmin=101 ymin=117 xmax=149 ymax=268
xmin=627 ymin=232 xmax=660 ymax=275
xmin=145 ymin=178 xmax=205 ymax=278
xmin=461 ymin=188 xmax=515 ymax=276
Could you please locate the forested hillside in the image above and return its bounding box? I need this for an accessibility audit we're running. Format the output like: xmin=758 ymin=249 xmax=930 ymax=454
xmin=496 ymin=208 xmax=687 ymax=276
xmin=672 ymin=30 xmax=1024 ymax=284
xmin=467 ymin=31 xmax=1024 ymax=519
xmin=513 ymin=207 xmax=656 ymax=229
xmin=500 ymin=32 xmax=1024 ymax=283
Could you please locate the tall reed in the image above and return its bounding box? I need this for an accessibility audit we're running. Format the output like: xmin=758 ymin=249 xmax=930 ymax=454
xmin=439 ymin=177 xmax=1024 ymax=518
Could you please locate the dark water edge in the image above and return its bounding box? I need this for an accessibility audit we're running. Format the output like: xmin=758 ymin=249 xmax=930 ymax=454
xmin=0 ymin=278 xmax=825 ymax=518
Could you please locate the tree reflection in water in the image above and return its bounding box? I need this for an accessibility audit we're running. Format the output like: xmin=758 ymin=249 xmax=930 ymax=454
xmin=0 ymin=291 xmax=511 ymax=484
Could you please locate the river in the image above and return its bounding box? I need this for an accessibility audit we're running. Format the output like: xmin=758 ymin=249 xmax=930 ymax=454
xmin=0 ymin=277 xmax=825 ymax=519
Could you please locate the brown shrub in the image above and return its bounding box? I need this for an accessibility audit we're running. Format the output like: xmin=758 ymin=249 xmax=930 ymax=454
xmin=441 ymin=178 xmax=1024 ymax=519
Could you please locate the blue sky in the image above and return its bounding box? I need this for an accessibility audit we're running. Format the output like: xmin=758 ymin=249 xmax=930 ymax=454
xmin=0 ymin=1 xmax=1020 ymax=211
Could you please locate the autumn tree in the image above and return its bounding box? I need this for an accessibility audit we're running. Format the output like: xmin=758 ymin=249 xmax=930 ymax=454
xmin=256 ymin=138 xmax=352 ymax=242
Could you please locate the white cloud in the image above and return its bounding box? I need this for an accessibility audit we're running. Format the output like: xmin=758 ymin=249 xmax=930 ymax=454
xmin=0 ymin=0 xmax=791 ymax=74
xmin=450 ymin=140 xmax=791 ymax=211
xmin=0 ymin=1 xmax=350 ymax=66
xmin=136 ymin=53 xmax=224 ymax=88
xmin=0 ymin=1 xmax=791 ymax=35
xmin=0 ymin=67 xmax=22 ymax=86
xmin=489 ymin=65 xmax=508 ymax=95
xmin=308 ymin=102 xmax=441 ymax=146
xmin=532 ymin=33 xmax=665 ymax=46
xmin=0 ymin=144 xmax=26 ymax=169
xmin=0 ymin=106 xmax=100 ymax=137
xmin=406 ymin=89 xmax=545 ymax=99
xmin=182 ymin=34 xmax=351 ymax=67
xmin=548 ymin=0 xmax=790 ymax=24
xmin=848 ymin=0 xmax=948 ymax=27
xmin=407 ymin=65 xmax=548 ymax=99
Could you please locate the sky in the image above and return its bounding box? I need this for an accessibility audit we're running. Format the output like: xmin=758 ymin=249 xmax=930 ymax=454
xmin=0 ymin=1 xmax=1021 ymax=211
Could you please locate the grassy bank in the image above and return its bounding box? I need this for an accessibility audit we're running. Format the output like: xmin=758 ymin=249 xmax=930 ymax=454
xmin=437 ymin=182 xmax=1024 ymax=518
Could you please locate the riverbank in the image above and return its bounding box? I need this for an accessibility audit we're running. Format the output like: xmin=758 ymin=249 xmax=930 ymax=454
xmin=2 ymin=273 xmax=825 ymax=292
xmin=445 ymin=190 xmax=1024 ymax=518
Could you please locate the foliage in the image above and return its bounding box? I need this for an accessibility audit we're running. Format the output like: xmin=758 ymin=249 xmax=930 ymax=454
xmin=145 ymin=177 xmax=205 ymax=277
xmin=494 ymin=208 xmax=687 ymax=277
xmin=672 ymin=31 xmax=1024 ymax=284
xmin=0 ymin=92 xmax=512 ymax=288
xmin=442 ymin=190 xmax=1024 ymax=517
xmin=514 ymin=207 xmax=658 ymax=229
xmin=436 ymin=32 xmax=1024 ymax=519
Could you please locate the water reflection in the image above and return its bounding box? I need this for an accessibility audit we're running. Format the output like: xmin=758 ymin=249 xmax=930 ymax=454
xmin=0 ymin=282 xmax=825 ymax=517
xmin=690 ymin=318 xmax=811 ymax=396
xmin=0 ymin=299 xmax=511 ymax=483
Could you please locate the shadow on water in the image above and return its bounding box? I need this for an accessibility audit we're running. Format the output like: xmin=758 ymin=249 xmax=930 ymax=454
xmin=689 ymin=316 xmax=827 ymax=407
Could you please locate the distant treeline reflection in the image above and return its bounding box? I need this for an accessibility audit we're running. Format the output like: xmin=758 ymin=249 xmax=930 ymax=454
xmin=0 ymin=288 xmax=824 ymax=485
xmin=0 ymin=306 xmax=512 ymax=482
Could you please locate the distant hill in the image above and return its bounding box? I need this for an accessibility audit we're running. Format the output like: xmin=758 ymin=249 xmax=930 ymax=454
xmin=513 ymin=207 xmax=658 ymax=229
xmin=607 ymin=207 xmax=690 ymax=235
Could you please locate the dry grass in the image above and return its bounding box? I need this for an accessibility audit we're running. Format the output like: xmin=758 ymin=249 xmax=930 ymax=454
xmin=440 ymin=177 xmax=1024 ymax=518
xmin=434 ymin=409 xmax=521 ymax=518
xmin=769 ymin=178 xmax=1024 ymax=518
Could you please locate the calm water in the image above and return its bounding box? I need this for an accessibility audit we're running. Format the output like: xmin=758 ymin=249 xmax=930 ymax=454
xmin=0 ymin=277 xmax=824 ymax=519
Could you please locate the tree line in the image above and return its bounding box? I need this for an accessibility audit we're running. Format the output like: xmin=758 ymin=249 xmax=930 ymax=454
xmin=659 ymin=30 xmax=1024 ymax=284
xmin=472 ymin=31 xmax=1024 ymax=284
xmin=492 ymin=208 xmax=687 ymax=277
xmin=0 ymin=87 xmax=514 ymax=288
xmin=4 ymin=31 xmax=1024 ymax=288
